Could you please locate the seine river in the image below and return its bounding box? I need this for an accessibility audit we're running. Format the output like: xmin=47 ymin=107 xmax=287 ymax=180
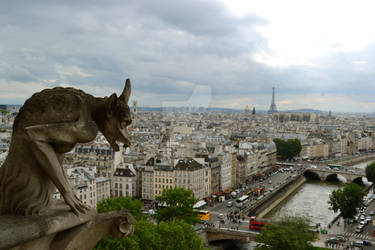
xmin=265 ymin=160 xmax=373 ymax=226
xmin=211 ymin=160 xmax=374 ymax=250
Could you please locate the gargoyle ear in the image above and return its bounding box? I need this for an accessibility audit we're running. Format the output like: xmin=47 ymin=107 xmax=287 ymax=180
xmin=119 ymin=78 xmax=131 ymax=104
xmin=107 ymin=93 xmax=117 ymax=117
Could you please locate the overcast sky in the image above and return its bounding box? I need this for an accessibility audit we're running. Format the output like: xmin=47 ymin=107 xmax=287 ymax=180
xmin=1 ymin=0 xmax=375 ymax=112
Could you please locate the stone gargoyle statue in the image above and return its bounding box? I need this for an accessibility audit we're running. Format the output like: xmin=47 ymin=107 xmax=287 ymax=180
xmin=0 ymin=79 xmax=132 ymax=216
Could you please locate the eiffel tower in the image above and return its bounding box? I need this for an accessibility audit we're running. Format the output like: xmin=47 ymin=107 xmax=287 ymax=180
xmin=268 ymin=87 xmax=278 ymax=114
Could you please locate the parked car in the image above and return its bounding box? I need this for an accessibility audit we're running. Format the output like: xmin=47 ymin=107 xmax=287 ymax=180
xmin=227 ymin=201 xmax=233 ymax=207
xmin=325 ymin=238 xmax=340 ymax=244
xmin=370 ymin=211 xmax=375 ymax=216
xmin=257 ymin=195 xmax=264 ymax=201
xmin=353 ymin=241 xmax=364 ymax=247
xmin=334 ymin=236 xmax=346 ymax=242
xmin=363 ymin=240 xmax=372 ymax=246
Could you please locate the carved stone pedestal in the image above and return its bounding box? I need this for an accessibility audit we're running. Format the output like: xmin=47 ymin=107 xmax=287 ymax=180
xmin=0 ymin=208 xmax=134 ymax=250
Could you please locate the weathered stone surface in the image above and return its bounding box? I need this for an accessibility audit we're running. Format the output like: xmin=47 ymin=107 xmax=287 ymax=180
xmin=0 ymin=79 xmax=132 ymax=216
xmin=0 ymin=208 xmax=134 ymax=250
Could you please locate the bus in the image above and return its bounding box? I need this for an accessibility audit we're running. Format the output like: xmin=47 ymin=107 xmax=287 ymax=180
xmin=249 ymin=216 xmax=268 ymax=230
xmin=197 ymin=210 xmax=210 ymax=221
xmin=236 ymin=195 xmax=249 ymax=208
xmin=247 ymin=188 xmax=256 ymax=196
xmin=328 ymin=164 xmax=344 ymax=170
xmin=276 ymin=162 xmax=295 ymax=167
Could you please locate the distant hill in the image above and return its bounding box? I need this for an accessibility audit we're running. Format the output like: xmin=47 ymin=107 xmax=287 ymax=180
xmin=138 ymin=107 xmax=244 ymax=113
xmin=284 ymin=108 xmax=325 ymax=113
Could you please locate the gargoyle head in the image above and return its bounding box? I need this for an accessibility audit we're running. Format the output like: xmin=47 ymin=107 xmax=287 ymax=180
xmin=103 ymin=78 xmax=132 ymax=151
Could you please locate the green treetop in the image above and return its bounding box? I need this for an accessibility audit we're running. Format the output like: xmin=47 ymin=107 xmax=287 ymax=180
xmin=255 ymin=215 xmax=316 ymax=250
xmin=273 ymin=138 xmax=302 ymax=159
xmin=365 ymin=161 xmax=375 ymax=184
xmin=94 ymin=196 xmax=207 ymax=250
xmin=328 ymin=183 xmax=364 ymax=220
xmin=155 ymin=187 xmax=200 ymax=225
xmin=97 ymin=196 xmax=144 ymax=220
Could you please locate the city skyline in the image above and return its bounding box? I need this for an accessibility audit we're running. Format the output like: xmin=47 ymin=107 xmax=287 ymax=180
xmin=1 ymin=1 xmax=375 ymax=112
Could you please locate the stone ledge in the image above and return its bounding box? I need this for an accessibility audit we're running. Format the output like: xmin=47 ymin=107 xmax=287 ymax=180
xmin=0 ymin=208 xmax=134 ymax=250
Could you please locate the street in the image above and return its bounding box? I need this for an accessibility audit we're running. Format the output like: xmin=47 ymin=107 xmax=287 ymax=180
xmin=206 ymin=167 xmax=297 ymax=229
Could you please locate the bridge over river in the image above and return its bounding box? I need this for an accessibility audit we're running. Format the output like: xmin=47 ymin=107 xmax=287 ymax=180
xmin=304 ymin=168 xmax=366 ymax=183
xmin=197 ymin=227 xmax=258 ymax=244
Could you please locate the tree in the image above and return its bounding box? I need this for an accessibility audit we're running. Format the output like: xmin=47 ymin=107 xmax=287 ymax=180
xmin=365 ymin=161 xmax=375 ymax=184
xmin=97 ymin=197 xmax=144 ymax=220
xmin=123 ymin=219 xmax=162 ymax=250
xmin=273 ymin=138 xmax=302 ymax=159
xmin=94 ymin=197 xmax=144 ymax=250
xmin=328 ymin=183 xmax=364 ymax=220
xmin=96 ymin=219 xmax=207 ymax=250
xmin=155 ymin=187 xmax=200 ymax=225
xmin=156 ymin=219 xmax=206 ymax=250
xmin=255 ymin=215 xmax=316 ymax=250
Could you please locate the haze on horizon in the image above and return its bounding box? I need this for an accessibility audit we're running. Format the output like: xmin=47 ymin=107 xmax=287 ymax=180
xmin=1 ymin=0 xmax=375 ymax=113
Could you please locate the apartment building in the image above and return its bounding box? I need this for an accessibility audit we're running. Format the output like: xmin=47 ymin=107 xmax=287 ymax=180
xmin=174 ymin=158 xmax=206 ymax=199
xmin=95 ymin=176 xmax=111 ymax=203
xmin=153 ymin=162 xmax=174 ymax=197
xmin=113 ymin=167 xmax=136 ymax=198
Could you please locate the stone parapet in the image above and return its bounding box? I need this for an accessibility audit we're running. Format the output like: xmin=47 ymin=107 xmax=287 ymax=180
xmin=0 ymin=208 xmax=134 ymax=250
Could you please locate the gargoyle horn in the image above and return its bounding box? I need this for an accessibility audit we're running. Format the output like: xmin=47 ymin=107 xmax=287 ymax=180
xmin=119 ymin=78 xmax=131 ymax=103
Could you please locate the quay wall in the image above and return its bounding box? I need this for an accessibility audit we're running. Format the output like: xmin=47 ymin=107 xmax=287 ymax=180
xmin=320 ymin=152 xmax=375 ymax=167
xmin=241 ymin=174 xmax=305 ymax=217
xmin=257 ymin=176 xmax=306 ymax=218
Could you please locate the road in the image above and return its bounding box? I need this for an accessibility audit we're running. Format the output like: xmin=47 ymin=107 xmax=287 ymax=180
xmin=206 ymin=167 xmax=297 ymax=229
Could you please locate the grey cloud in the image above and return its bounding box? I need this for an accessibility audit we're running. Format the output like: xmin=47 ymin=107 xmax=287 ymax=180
xmin=1 ymin=0 xmax=375 ymax=112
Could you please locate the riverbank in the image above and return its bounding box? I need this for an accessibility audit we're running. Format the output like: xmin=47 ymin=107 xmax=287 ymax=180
xmin=258 ymin=176 xmax=307 ymax=218
xmin=324 ymin=152 xmax=375 ymax=167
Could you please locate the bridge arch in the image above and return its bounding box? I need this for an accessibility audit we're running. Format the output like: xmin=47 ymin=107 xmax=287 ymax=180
xmin=201 ymin=228 xmax=256 ymax=243
xmin=303 ymin=170 xmax=321 ymax=180
xmin=352 ymin=177 xmax=365 ymax=185
xmin=325 ymin=173 xmax=347 ymax=183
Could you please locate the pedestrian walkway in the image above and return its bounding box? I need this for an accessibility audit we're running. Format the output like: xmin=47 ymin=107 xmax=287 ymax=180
xmin=327 ymin=216 xmax=345 ymax=235
xmin=344 ymin=232 xmax=371 ymax=240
